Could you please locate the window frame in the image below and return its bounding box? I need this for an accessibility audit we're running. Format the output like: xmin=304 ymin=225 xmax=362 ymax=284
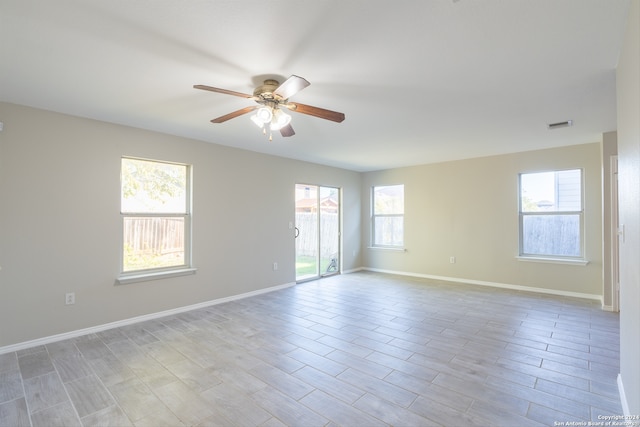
xmin=371 ymin=184 xmax=405 ymax=249
xmin=117 ymin=157 xmax=195 ymax=284
xmin=518 ymin=168 xmax=585 ymax=263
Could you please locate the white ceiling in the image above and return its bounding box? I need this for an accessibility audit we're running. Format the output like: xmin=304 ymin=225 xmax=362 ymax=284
xmin=0 ymin=0 xmax=631 ymax=172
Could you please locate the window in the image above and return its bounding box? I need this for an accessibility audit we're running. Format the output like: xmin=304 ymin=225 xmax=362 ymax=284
xmin=519 ymin=169 xmax=583 ymax=259
xmin=120 ymin=157 xmax=191 ymax=276
xmin=372 ymin=184 xmax=404 ymax=247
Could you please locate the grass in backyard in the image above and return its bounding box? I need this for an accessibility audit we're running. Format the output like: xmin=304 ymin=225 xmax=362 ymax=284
xmin=296 ymin=255 xmax=339 ymax=278
xmin=296 ymin=256 xmax=317 ymax=276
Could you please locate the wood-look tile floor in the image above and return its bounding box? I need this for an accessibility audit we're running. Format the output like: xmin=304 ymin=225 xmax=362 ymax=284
xmin=0 ymin=272 xmax=622 ymax=426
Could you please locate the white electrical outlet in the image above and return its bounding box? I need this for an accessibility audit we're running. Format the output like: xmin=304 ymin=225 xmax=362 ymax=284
xmin=450 ymin=256 xmax=456 ymax=264
xmin=273 ymin=262 xmax=278 ymax=271
xmin=65 ymin=292 xmax=75 ymax=305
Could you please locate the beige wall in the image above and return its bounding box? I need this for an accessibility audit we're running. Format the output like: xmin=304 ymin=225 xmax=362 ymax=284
xmin=0 ymin=102 xmax=362 ymax=348
xmin=362 ymin=143 xmax=603 ymax=297
xmin=0 ymin=99 xmax=617 ymax=356
xmin=617 ymin=0 xmax=640 ymax=414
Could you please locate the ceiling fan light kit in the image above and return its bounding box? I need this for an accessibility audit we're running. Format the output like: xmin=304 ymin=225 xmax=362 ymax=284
xmin=194 ymin=75 xmax=345 ymax=141
xmin=254 ymin=106 xmax=273 ymax=124
xmin=269 ymin=109 xmax=292 ymax=131
xmin=249 ymin=105 xmax=292 ymax=141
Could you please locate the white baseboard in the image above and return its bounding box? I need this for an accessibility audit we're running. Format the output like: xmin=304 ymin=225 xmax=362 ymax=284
xmin=618 ymin=374 xmax=630 ymax=416
xmin=0 ymin=268 xmax=606 ymax=355
xmin=0 ymin=281 xmax=296 ymax=355
xmin=363 ymin=267 xmax=603 ymax=303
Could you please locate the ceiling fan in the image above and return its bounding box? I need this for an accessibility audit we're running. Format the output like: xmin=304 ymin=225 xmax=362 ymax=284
xmin=194 ymin=75 xmax=345 ymax=140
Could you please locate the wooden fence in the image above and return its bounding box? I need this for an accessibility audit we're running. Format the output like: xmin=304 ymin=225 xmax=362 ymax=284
xmin=123 ymin=217 xmax=184 ymax=256
xmin=522 ymin=215 xmax=580 ymax=256
xmin=295 ymin=212 xmax=339 ymax=257
xmin=124 ymin=214 xmax=339 ymax=260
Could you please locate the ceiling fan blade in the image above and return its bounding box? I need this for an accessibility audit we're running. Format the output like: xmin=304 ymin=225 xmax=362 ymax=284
xmin=194 ymin=84 xmax=254 ymax=99
xmin=286 ymin=102 xmax=345 ymax=123
xmin=210 ymin=106 xmax=258 ymax=123
xmin=274 ymin=75 xmax=310 ymax=100
xmin=279 ymin=124 xmax=295 ymax=137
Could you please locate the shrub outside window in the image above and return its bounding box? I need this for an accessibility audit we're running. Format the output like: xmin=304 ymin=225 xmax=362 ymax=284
xmin=372 ymin=184 xmax=404 ymax=247
xmin=519 ymin=169 xmax=583 ymax=259
xmin=121 ymin=157 xmax=191 ymax=274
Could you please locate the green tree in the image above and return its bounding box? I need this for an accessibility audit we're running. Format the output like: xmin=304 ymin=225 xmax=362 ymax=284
xmin=121 ymin=158 xmax=185 ymax=208
xmin=521 ymin=195 xmax=539 ymax=212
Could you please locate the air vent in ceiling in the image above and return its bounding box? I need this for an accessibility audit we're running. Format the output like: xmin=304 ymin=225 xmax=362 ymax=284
xmin=548 ymin=120 xmax=573 ymax=130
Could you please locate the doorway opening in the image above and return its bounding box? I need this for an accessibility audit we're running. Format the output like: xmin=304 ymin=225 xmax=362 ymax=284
xmin=611 ymin=155 xmax=620 ymax=312
xmin=295 ymin=184 xmax=340 ymax=282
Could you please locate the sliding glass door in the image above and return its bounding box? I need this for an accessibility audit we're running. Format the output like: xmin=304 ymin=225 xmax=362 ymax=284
xmin=295 ymin=184 xmax=340 ymax=282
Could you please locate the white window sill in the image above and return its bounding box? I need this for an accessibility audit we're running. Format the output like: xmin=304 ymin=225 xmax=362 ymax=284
xmin=116 ymin=267 xmax=197 ymax=285
xmin=367 ymin=246 xmax=407 ymax=252
xmin=516 ymin=256 xmax=588 ymax=266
